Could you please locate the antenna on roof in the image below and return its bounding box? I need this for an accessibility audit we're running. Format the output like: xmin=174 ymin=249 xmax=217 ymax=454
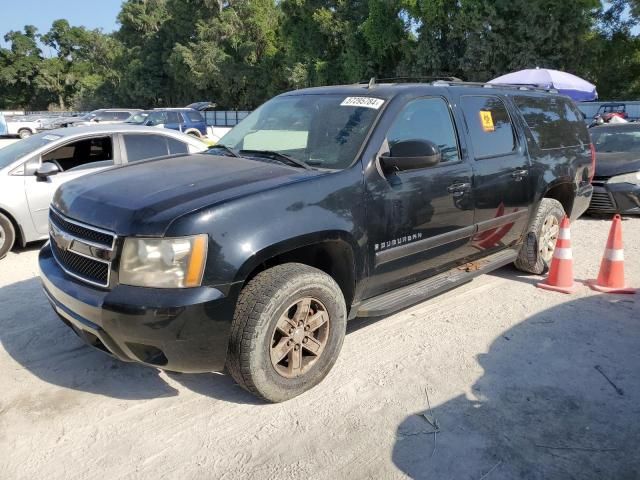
xmin=368 ymin=77 xmax=376 ymax=89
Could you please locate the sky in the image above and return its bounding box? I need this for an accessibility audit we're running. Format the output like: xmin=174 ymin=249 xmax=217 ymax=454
xmin=0 ymin=0 xmax=122 ymax=50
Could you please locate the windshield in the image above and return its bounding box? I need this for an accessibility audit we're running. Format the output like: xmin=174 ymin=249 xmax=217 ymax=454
xmin=217 ymin=94 xmax=384 ymax=169
xmin=126 ymin=112 xmax=151 ymax=124
xmin=0 ymin=133 xmax=61 ymax=170
xmin=592 ymin=129 xmax=640 ymax=153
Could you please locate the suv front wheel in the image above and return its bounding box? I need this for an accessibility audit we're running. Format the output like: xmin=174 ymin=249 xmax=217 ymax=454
xmin=514 ymin=198 xmax=565 ymax=274
xmin=226 ymin=263 xmax=347 ymax=402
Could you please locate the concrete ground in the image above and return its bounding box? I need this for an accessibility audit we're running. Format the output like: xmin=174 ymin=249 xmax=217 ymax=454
xmin=0 ymin=217 xmax=638 ymax=479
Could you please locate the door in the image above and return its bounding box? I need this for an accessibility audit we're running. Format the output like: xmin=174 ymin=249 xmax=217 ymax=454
xmin=458 ymin=95 xmax=533 ymax=252
xmin=24 ymin=136 xmax=117 ymax=234
xmin=364 ymin=96 xmax=475 ymax=298
xmin=164 ymin=111 xmax=184 ymax=132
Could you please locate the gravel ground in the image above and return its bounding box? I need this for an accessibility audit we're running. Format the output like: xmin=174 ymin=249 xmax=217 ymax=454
xmin=0 ymin=217 xmax=639 ymax=479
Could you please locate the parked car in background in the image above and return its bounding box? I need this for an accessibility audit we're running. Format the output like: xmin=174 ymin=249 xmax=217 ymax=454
xmin=595 ymin=103 xmax=628 ymax=122
xmin=0 ymin=113 xmax=7 ymax=136
xmin=39 ymin=81 xmax=593 ymax=402
xmin=38 ymin=114 xmax=84 ymax=131
xmin=5 ymin=116 xmax=42 ymax=138
xmin=39 ymin=109 xmax=141 ymax=130
xmin=587 ymin=123 xmax=640 ymax=215
xmin=0 ymin=125 xmax=207 ymax=259
xmin=125 ymin=108 xmax=207 ymax=137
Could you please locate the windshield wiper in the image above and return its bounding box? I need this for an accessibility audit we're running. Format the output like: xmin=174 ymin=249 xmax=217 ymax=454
xmin=207 ymin=144 xmax=240 ymax=157
xmin=240 ymin=149 xmax=312 ymax=170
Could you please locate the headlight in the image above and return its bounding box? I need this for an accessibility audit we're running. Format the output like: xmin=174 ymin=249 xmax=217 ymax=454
xmin=119 ymin=235 xmax=208 ymax=288
xmin=608 ymin=171 xmax=640 ymax=185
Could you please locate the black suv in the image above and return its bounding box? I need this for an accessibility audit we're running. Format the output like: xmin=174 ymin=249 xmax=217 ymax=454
xmin=39 ymin=81 xmax=593 ymax=402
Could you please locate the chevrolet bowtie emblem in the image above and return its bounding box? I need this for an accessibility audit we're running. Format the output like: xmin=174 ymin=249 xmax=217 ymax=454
xmin=50 ymin=222 xmax=74 ymax=251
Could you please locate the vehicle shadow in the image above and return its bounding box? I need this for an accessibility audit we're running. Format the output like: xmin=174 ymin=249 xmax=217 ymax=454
xmin=391 ymin=294 xmax=640 ymax=479
xmin=12 ymin=240 xmax=47 ymax=254
xmin=0 ymin=277 xmax=260 ymax=404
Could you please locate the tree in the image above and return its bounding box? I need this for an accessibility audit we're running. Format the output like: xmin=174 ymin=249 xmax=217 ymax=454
xmin=0 ymin=26 xmax=46 ymax=108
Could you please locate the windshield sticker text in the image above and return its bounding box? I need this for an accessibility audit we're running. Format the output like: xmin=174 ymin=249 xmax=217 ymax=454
xmin=340 ymin=97 xmax=385 ymax=110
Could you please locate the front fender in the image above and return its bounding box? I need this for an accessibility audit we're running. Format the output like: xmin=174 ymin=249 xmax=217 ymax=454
xmin=165 ymin=167 xmax=367 ymax=296
xmin=233 ymin=230 xmax=359 ymax=285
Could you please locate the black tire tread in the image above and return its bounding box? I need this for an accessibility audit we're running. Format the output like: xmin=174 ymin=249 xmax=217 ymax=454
xmin=226 ymin=263 xmax=344 ymax=401
xmin=514 ymin=198 xmax=565 ymax=274
xmin=0 ymin=212 xmax=16 ymax=259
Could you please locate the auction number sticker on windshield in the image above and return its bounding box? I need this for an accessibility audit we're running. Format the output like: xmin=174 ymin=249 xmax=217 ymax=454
xmin=43 ymin=134 xmax=62 ymax=141
xmin=340 ymin=97 xmax=385 ymax=109
xmin=479 ymin=110 xmax=495 ymax=132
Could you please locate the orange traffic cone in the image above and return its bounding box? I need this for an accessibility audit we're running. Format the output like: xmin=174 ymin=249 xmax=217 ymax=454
xmin=587 ymin=214 xmax=636 ymax=294
xmin=537 ymin=216 xmax=578 ymax=294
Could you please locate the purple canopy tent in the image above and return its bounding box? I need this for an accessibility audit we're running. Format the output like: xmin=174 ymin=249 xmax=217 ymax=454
xmin=488 ymin=68 xmax=598 ymax=101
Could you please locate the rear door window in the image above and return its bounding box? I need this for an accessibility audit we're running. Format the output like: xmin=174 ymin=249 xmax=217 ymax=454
xmin=187 ymin=111 xmax=204 ymax=122
xmin=166 ymin=111 xmax=182 ymax=124
xmin=123 ymin=134 xmax=170 ymax=163
xmin=514 ymin=96 xmax=589 ymax=149
xmin=167 ymin=137 xmax=189 ymax=154
xmin=461 ymin=96 xmax=515 ymax=158
xmin=96 ymin=112 xmax=118 ymax=122
xmin=113 ymin=111 xmax=133 ymax=121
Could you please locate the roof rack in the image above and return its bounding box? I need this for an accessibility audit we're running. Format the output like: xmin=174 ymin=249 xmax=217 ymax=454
xmin=358 ymin=76 xmax=463 ymax=88
xmin=358 ymin=76 xmax=559 ymax=94
xmin=437 ymin=80 xmax=559 ymax=94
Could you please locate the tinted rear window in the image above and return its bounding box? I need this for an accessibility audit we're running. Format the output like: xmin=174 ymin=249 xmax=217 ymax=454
xmin=514 ymin=96 xmax=588 ymax=150
xmin=460 ymin=95 xmax=515 ymax=158
xmin=187 ymin=111 xmax=204 ymax=122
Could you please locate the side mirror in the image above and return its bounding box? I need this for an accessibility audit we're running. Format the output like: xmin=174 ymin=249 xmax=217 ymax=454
xmin=379 ymin=139 xmax=441 ymax=174
xmin=35 ymin=162 xmax=60 ymax=180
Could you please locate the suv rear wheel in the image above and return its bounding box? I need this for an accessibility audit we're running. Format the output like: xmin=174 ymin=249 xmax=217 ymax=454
xmin=0 ymin=213 xmax=16 ymax=259
xmin=514 ymin=198 xmax=565 ymax=274
xmin=226 ymin=263 xmax=347 ymax=402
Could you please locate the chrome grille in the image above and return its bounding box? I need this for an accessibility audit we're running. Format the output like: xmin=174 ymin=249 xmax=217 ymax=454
xmin=49 ymin=208 xmax=114 ymax=249
xmin=51 ymin=240 xmax=109 ymax=286
xmin=48 ymin=209 xmax=116 ymax=288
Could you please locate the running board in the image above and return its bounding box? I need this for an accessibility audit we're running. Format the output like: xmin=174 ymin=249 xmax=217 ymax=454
xmin=356 ymin=249 xmax=518 ymax=318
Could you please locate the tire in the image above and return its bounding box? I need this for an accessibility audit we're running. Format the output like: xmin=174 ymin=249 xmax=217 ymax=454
xmin=186 ymin=130 xmax=201 ymax=138
xmin=514 ymin=198 xmax=565 ymax=274
xmin=18 ymin=129 xmax=32 ymax=139
xmin=226 ymin=263 xmax=347 ymax=403
xmin=0 ymin=213 xmax=16 ymax=259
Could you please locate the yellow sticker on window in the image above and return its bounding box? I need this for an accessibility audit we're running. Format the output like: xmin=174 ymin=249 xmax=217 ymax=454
xmin=480 ymin=110 xmax=495 ymax=132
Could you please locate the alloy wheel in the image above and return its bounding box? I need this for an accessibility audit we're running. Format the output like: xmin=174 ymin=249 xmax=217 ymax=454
xmin=270 ymin=297 xmax=330 ymax=378
xmin=539 ymin=215 xmax=560 ymax=263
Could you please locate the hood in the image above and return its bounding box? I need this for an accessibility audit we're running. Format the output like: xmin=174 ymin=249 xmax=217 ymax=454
xmin=595 ymin=151 xmax=640 ymax=178
xmin=53 ymin=153 xmax=322 ymax=236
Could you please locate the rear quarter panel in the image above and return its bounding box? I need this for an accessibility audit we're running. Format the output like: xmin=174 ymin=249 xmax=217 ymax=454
xmin=509 ymin=94 xmax=592 ymax=217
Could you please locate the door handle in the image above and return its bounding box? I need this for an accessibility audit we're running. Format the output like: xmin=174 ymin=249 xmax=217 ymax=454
xmin=447 ymin=182 xmax=471 ymax=197
xmin=511 ymin=169 xmax=529 ymax=181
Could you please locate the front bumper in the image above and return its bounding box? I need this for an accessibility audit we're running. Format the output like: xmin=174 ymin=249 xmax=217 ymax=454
xmin=39 ymin=243 xmax=237 ymax=373
xmin=588 ymin=182 xmax=640 ymax=215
